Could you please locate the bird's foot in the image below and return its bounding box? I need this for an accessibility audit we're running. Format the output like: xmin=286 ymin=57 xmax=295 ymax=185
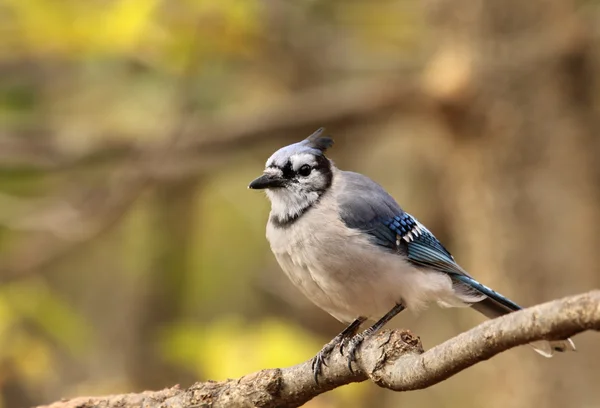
xmin=338 ymin=335 xmax=353 ymax=356
xmin=311 ymin=338 xmax=340 ymax=384
xmin=342 ymin=333 xmax=365 ymax=373
xmin=310 ymin=318 xmax=366 ymax=383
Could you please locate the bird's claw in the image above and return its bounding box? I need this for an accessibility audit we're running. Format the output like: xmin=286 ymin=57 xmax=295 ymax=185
xmin=344 ymin=334 xmax=365 ymax=373
xmin=313 ymin=333 xmax=366 ymax=380
xmin=311 ymin=341 xmax=337 ymax=384
xmin=339 ymin=336 xmax=352 ymax=356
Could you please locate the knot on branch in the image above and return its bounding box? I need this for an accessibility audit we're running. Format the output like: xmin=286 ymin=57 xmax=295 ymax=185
xmin=359 ymin=329 xmax=423 ymax=387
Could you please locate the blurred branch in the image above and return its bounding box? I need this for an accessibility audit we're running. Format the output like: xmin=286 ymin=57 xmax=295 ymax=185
xmin=0 ymin=76 xmax=421 ymax=284
xmin=0 ymin=176 xmax=145 ymax=283
xmin=36 ymin=291 xmax=600 ymax=408
xmin=0 ymin=48 xmax=203 ymax=284
xmin=0 ymin=76 xmax=423 ymax=175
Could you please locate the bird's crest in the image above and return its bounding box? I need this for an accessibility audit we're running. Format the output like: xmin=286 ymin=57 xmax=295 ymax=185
xmin=304 ymin=128 xmax=334 ymax=153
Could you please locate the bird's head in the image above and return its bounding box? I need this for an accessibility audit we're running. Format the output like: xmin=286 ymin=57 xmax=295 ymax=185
xmin=248 ymin=128 xmax=334 ymax=225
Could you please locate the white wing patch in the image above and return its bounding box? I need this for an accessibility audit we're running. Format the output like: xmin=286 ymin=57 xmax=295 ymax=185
xmin=398 ymin=220 xmax=428 ymax=244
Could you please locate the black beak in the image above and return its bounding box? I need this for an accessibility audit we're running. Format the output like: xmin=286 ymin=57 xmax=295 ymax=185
xmin=248 ymin=174 xmax=285 ymax=189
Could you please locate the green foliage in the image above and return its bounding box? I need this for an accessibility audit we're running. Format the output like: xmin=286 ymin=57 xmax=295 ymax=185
xmin=3 ymin=0 xmax=158 ymax=56
xmin=0 ymin=280 xmax=91 ymax=392
xmin=3 ymin=280 xmax=91 ymax=355
xmin=160 ymin=316 xmax=318 ymax=379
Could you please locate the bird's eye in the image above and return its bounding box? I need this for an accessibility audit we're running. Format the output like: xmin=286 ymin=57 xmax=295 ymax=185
xmin=298 ymin=164 xmax=312 ymax=177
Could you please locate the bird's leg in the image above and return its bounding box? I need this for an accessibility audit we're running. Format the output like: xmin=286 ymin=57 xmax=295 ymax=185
xmin=344 ymin=303 xmax=405 ymax=373
xmin=312 ymin=317 xmax=366 ymax=383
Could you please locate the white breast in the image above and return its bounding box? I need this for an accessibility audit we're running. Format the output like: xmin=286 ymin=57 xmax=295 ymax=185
xmin=266 ymin=177 xmax=461 ymax=324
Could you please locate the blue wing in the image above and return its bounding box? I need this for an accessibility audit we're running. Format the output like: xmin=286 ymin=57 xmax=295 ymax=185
xmin=337 ymin=171 xmax=522 ymax=313
xmin=337 ymin=171 xmax=404 ymax=250
xmin=337 ymin=171 xmax=463 ymax=274
xmin=387 ymin=213 xmax=519 ymax=310
xmin=382 ymin=212 xmax=465 ymax=275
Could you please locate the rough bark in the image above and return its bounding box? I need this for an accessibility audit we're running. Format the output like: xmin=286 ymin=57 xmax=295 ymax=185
xmin=37 ymin=291 xmax=599 ymax=408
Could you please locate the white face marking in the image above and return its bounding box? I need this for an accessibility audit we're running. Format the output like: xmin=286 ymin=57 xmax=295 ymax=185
xmin=264 ymin=167 xmax=283 ymax=177
xmin=266 ymin=188 xmax=320 ymax=223
xmin=290 ymin=153 xmax=317 ymax=171
xmin=262 ymin=152 xmax=332 ymax=224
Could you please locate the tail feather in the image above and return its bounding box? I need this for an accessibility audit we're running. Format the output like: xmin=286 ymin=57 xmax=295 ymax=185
xmin=530 ymin=338 xmax=576 ymax=357
xmin=450 ymin=274 xmax=576 ymax=357
xmin=470 ymin=296 xmax=516 ymax=319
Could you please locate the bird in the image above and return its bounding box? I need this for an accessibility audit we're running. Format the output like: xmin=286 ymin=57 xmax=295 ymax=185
xmin=248 ymin=128 xmax=576 ymax=382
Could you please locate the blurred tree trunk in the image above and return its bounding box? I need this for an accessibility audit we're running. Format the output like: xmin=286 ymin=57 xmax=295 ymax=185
xmin=424 ymin=1 xmax=599 ymax=407
xmin=128 ymin=177 xmax=201 ymax=390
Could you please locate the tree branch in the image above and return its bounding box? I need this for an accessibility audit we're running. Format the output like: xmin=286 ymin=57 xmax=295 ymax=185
xmin=37 ymin=291 xmax=599 ymax=408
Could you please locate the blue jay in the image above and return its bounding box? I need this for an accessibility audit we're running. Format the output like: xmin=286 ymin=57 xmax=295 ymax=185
xmin=249 ymin=128 xmax=575 ymax=382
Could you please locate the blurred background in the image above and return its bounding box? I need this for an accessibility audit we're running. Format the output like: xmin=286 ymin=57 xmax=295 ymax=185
xmin=1 ymin=0 xmax=599 ymax=407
